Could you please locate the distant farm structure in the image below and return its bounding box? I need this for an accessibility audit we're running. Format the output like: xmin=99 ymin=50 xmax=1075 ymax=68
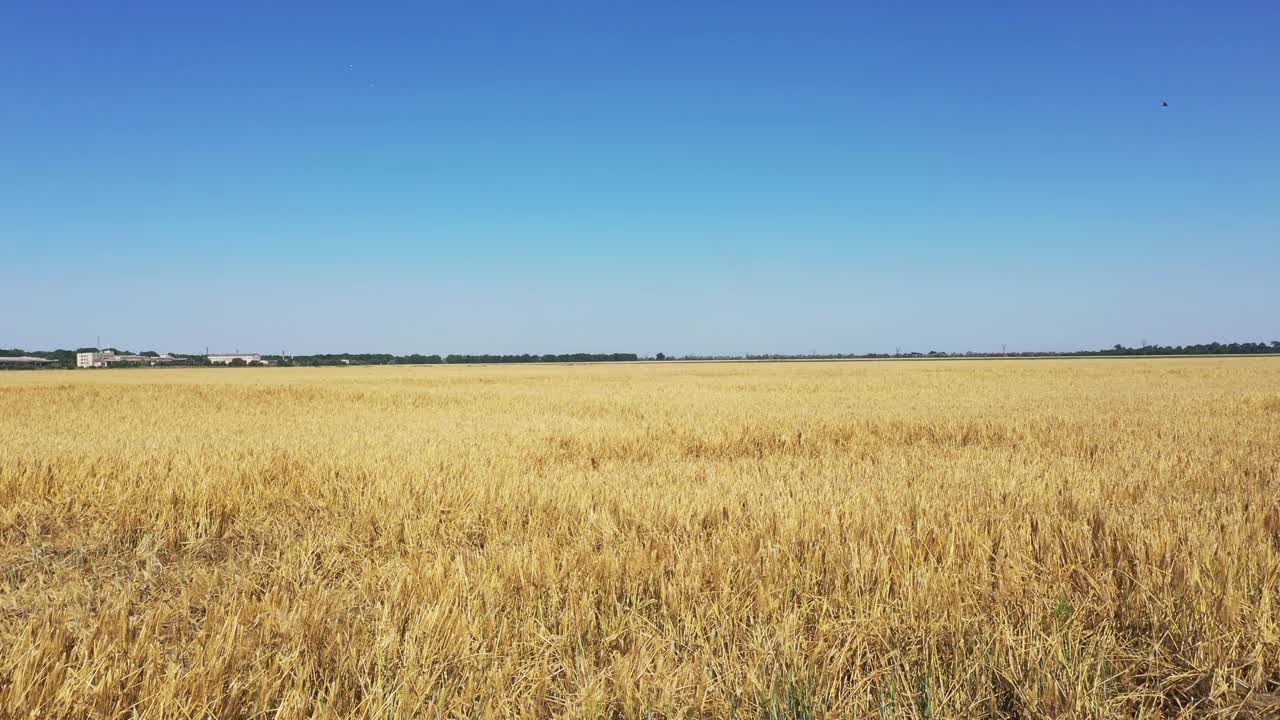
xmin=76 ymin=351 xmax=178 ymax=368
xmin=0 ymin=356 xmax=53 ymax=368
xmin=207 ymin=353 xmax=264 ymax=365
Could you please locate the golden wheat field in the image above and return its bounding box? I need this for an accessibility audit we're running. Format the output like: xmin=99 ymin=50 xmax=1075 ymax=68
xmin=1 ymin=358 xmax=1278 ymax=719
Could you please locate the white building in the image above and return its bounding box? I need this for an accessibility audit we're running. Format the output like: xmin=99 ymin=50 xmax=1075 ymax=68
xmin=77 ymin=351 xmax=178 ymax=368
xmin=77 ymin=351 xmax=116 ymax=368
xmin=207 ymin=353 xmax=262 ymax=365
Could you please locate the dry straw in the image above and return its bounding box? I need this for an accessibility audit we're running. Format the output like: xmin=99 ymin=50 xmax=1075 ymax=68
xmin=1 ymin=359 xmax=1278 ymax=718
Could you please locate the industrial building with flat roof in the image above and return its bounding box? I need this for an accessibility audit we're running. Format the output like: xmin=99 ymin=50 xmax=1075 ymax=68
xmin=76 ymin=351 xmax=177 ymax=368
xmin=0 ymin=356 xmax=53 ymax=367
xmin=207 ymin=353 xmax=263 ymax=365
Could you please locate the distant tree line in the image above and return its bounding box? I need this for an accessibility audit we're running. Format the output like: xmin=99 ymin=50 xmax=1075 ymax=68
xmin=3 ymin=343 xmax=1277 ymax=370
xmin=672 ymin=341 xmax=1280 ymax=361
xmin=444 ymin=353 xmax=639 ymax=364
xmin=268 ymin=352 xmax=640 ymax=366
xmin=267 ymin=353 xmax=437 ymax=367
xmin=1082 ymin=341 xmax=1280 ymax=356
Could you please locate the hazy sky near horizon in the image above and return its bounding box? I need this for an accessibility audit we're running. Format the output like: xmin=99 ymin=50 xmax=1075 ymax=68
xmin=3 ymin=3 xmax=1277 ymax=355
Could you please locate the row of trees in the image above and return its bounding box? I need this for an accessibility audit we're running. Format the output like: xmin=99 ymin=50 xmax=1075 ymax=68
xmin=445 ymin=353 xmax=639 ymax=364
xmin=270 ymin=353 xmax=641 ymax=366
xmin=1086 ymin=342 xmax=1280 ymax=356
xmin=677 ymin=342 xmax=1280 ymax=361
xmin=5 ymin=343 xmax=1278 ymax=369
xmin=269 ymin=353 xmax=432 ymax=367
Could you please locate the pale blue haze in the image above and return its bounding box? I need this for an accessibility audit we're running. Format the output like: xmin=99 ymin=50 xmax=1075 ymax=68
xmin=2 ymin=3 xmax=1277 ymax=354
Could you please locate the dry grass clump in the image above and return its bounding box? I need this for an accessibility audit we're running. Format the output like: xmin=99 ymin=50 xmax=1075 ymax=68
xmin=1 ymin=358 xmax=1278 ymax=718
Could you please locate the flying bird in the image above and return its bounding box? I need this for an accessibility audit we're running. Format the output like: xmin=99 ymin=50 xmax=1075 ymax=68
xmin=1162 ymin=101 xmax=1169 ymax=107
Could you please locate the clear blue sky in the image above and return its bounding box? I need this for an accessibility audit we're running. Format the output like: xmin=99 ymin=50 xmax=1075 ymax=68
xmin=3 ymin=2 xmax=1277 ymax=355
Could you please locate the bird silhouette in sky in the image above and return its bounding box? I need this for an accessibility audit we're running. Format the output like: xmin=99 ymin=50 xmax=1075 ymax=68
xmin=1162 ymin=101 xmax=1169 ymax=107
